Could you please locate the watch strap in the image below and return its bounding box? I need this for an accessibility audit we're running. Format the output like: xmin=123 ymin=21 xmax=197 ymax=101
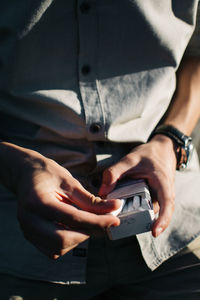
xmin=150 ymin=125 xmax=192 ymax=146
xmin=149 ymin=124 xmax=193 ymax=170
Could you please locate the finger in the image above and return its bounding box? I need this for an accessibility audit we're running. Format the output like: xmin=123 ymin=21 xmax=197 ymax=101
xmin=24 ymin=192 xmax=120 ymax=232
xmin=150 ymin=175 xmax=175 ymax=237
xmin=152 ymin=199 xmax=174 ymax=237
xmin=33 ymin=241 xmax=80 ymax=259
xmin=121 ymin=164 xmax=175 ymax=236
xmin=152 ymin=201 xmax=160 ymax=214
xmin=58 ymin=190 xmax=122 ymax=215
xmin=59 ymin=177 xmax=122 ymax=214
xmin=99 ymin=157 xmax=136 ymax=197
xmin=19 ymin=211 xmax=89 ymax=257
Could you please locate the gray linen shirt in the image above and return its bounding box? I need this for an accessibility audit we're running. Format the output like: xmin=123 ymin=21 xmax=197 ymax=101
xmin=0 ymin=0 xmax=200 ymax=284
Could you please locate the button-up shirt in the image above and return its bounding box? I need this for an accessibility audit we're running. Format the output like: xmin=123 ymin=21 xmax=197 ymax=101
xmin=0 ymin=0 xmax=200 ymax=284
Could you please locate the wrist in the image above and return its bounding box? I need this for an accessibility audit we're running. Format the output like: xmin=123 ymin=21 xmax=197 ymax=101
xmin=0 ymin=141 xmax=45 ymax=193
xmin=149 ymin=124 xmax=194 ymax=170
xmin=0 ymin=141 xmax=21 ymax=191
xmin=149 ymin=134 xmax=178 ymax=167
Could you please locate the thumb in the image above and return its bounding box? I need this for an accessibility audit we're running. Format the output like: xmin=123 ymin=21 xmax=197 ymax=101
xmin=99 ymin=165 xmax=122 ymax=197
xmin=99 ymin=153 xmax=139 ymax=197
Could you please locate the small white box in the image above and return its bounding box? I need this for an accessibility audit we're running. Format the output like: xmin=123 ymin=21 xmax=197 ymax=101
xmin=106 ymin=179 xmax=155 ymax=240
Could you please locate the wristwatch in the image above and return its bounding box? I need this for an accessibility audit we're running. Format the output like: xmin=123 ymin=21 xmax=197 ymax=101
xmin=149 ymin=124 xmax=194 ymax=171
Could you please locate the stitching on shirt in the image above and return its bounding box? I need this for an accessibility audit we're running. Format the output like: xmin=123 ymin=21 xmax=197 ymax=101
xmin=159 ymin=232 xmax=200 ymax=260
xmin=148 ymin=236 xmax=162 ymax=269
xmin=95 ymin=79 xmax=107 ymax=138
xmin=149 ymin=231 xmax=200 ymax=270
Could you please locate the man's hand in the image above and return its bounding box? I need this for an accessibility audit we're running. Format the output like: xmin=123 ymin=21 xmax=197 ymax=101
xmin=0 ymin=142 xmax=120 ymax=259
xmin=99 ymin=134 xmax=177 ymax=237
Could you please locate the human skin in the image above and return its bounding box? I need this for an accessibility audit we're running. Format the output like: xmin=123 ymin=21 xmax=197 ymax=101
xmin=0 ymin=58 xmax=199 ymax=257
xmin=99 ymin=56 xmax=200 ymax=237
xmin=0 ymin=142 xmax=120 ymax=258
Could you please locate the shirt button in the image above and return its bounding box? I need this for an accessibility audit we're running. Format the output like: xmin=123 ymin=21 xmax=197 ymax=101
xmin=80 ymin=1 xmax=91 ymax=14
xmin=90 ymin=123 xmax=102 ymax=134
xmin=81 ymin=65 xmax=91 ymax=76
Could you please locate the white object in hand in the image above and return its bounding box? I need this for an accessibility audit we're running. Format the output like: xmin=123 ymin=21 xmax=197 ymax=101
xmin=111 ymin=198 xmax=126 ymax=216
xmin=132 ymin=195 xmax=141 ymax=210
xmin=127 ymin=197 xmax=134 ymax=211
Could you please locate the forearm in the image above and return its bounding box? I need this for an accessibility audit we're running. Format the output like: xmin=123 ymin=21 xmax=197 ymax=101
xmin=99 ymin=57 xmax=200 ymax=236
xmin=0 ymin=140 xmax=121 ymax=257
xmin=162 ymin=56 xmax=200 ymax=135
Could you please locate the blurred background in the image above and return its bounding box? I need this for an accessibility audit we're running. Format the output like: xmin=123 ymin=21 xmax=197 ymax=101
xmin=192 ymin=121 xmax=200 ymax=158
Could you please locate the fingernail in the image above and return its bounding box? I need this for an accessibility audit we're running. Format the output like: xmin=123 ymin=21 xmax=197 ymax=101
xmin=51 ymin=254 xmax=60 ymax=260
xmin=111 ymin=220 xmax=120 ymax=227
xmin=92 ymin=196 xmax=105 ymax=204
xmin=155 ymin=227 xmax=163 ymax=237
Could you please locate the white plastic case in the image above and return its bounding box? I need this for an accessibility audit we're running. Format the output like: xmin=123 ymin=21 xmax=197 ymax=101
xmin=106 ymin=179 xmax=155 ymax=240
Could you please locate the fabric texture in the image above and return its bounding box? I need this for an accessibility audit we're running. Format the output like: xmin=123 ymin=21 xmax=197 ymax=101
xmin=2 ymin=236 xmax=200 ymax=299
xmin=0 ymin=0 xmax=200 ymax=284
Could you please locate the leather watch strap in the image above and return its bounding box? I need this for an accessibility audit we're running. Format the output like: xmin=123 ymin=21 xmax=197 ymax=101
xmin=149 ymin=124 xmax=194 ymax=170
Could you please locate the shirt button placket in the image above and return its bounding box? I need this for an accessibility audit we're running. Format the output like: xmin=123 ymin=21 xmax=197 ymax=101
xmin=80 ymin=1 xmax=91 ymax=14
xmin=89 ymin=123 xmax=102 ymax=134
xmin=78 ymin=1 xmax=105 ymax=140
xmin=81 ymin=65 xmax=91 ymax=76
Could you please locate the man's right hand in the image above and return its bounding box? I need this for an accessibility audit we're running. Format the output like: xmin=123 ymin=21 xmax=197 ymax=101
xmin=0 ymin=141 xmax=120 ymax=259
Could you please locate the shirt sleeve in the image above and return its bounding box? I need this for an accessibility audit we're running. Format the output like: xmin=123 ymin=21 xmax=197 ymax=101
xmin=185 ymin=3 xmax=200 ymax=56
